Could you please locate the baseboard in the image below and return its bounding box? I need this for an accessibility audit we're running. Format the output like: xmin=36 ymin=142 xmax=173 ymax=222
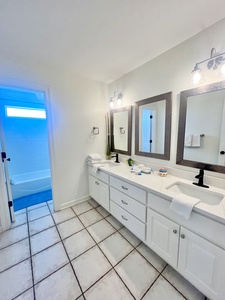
xmin=59 ymin=195 xmax=92 ymax=210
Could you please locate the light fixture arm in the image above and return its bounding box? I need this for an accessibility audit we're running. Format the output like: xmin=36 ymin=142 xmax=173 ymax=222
xmin=191 ymin=48 xmax=225 ymax=84
xmin=194 ymin=48 xmax=225 ymax=68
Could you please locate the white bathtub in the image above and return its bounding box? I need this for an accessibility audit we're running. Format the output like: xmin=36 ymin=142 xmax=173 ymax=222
xmin=10 ymin=169 xmax=51 ymax=199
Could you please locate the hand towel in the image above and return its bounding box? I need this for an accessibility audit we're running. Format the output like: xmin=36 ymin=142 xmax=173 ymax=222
xmin=184 ymin=134 xmax=192 ymax=147
xmin=92 ymin=164 xmax=105 ymax=173
xmin=170 ymin=194 xmax=200 ymax=219
xmin=191 ymin=134 xmax=200 ymax=147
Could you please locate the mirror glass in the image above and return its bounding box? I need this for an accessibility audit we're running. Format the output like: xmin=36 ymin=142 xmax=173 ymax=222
xmin=135 ymin=92 xmax=172 ymax=160
xmin=110 ymin=106 xmax=132 ymax=155
xmin=177 ymin=81 xmax=225 ymax=173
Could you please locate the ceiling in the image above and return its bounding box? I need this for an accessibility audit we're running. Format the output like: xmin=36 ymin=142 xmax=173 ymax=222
xmin=1 ymin=0 xmax=225 ymax=83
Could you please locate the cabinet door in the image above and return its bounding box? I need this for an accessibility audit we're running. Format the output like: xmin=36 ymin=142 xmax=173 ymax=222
xmin=88 ymin=175 xmax=98 ymax=201
xmin=146 ymin=208 xmax=179 ymax=268
xmin=98 ymin=181 xmax=109 ymax=211
xmin=178 ymin=227 xmax=225 ymax=300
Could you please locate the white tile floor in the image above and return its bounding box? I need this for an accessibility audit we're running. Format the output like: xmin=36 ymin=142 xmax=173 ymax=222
xmin=0 ymin=199 xmax=207 ymax=300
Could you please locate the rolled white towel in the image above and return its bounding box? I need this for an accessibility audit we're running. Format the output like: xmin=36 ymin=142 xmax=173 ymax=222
xmin=169 ymin=193 xmax=200 ymax=219
xmin=87 ymin=153 xmax=102 ymax=161
xmin=86 ymin=158 xmax=108 ymax=166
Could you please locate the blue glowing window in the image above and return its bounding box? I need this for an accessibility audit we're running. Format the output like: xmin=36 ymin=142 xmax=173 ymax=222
xmin=6 ymin=107 xmax=46 ymax=119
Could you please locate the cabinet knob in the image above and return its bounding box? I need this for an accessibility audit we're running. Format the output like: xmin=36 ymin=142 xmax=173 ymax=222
xmin=121 ymin=215 xmax=128 ymax=221
xmin=173 ymin=229 xmax=177 ymax=234
xmin=121 ymin=200 xmax=128 ymax=205
xmin=95 ymin=181 xmax=99 ymax=185
xmin=180 ymin=234 xmax=185 ymax=239
xmin=121 ymin=186 xmax=128 ymax=190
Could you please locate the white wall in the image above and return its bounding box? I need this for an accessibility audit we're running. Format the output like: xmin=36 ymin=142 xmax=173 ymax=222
xmin=0 ymin=58 xmax=108 ymax=210
xmin=109 ymin=18 xmax=225 ymax=183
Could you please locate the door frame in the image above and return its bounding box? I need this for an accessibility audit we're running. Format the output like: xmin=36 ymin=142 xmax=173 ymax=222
xmin=0 ymin=161 xmax=11 ymax=232
xmin=0 ymin=77 xmax=58 ymax=230
xmin=218 ymin=99 xmax=225 ymax=165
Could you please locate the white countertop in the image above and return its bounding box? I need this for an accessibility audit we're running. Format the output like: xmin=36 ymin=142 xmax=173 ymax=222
xmin=91 ymin=162 xmax=225 ymax=225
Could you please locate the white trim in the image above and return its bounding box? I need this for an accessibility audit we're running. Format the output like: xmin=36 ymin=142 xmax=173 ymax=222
xmin=0 ymin=162 xmax=11 ymax=231
xmin=59 ymin=195 xmax=91 ymax=211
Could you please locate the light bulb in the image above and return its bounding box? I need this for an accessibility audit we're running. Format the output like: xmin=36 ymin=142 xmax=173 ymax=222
xmin=191 ymin=64 xmax=203 ymax=85
xmin=117 ymin=98 xmax=122 ymax=106
xmin=192 ymin=71 xmax=202 ymax=84
xmin=109 ymin=100 xmax=114 ymax=108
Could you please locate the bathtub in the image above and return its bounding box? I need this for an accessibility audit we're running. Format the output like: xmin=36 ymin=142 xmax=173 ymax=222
xmin=10 ymin=169 xmax=51 ymax=199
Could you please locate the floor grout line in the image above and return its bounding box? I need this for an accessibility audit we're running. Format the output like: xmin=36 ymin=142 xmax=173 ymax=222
xmin=26 ymin=207 xmax=36 ymax=300
xmin=160 ymin=272 xmax=189 ymax=300
xmin=49 ymin=205 xmax=87 ymax=300
xmin=76 ymin=206 xmax=138 ymax=299
xmin=81 ymin=224 xmax=136 ymax=299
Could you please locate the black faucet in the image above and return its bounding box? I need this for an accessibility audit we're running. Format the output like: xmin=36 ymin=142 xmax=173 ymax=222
xmin=193 ymin=169 xmax=209 ymax=188
xmin=111 ymin=153 xmax=120 ymax=163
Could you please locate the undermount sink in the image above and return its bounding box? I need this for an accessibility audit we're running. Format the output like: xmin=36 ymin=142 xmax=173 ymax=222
xmin=107 ymin=161 xmax=121 ymax=167
xmin=166 ymin=181 xmax=224 ymax=205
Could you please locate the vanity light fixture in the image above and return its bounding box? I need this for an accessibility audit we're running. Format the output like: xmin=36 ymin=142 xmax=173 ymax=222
xmin=109 ymin=91 xmax=123 ymax=109
xmin=191 ymin=48 xmax=225 ymax=84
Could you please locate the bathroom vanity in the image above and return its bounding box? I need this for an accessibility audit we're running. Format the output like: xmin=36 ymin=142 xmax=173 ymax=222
xmin=88 ymin=163 xmax=225 ymax=300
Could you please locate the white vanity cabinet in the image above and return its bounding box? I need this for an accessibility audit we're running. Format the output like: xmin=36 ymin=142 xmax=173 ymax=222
xmin=147 ymin=192 xmax=225 ymax=300
xmin=88 ymin=166 xmax=225 ymax=300
xmin=178 ymin=227 xmax=225 ymax=300
xmin=110 ymin=176 xmax=147 ymax=240
xmin=146 ymin=209 xmax=180 ymax=268
xmin=88 ymin=170 xmax=109 ymax=211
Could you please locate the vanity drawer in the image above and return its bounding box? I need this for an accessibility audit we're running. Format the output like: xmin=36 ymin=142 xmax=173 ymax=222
xmin=88 ymin=166 xmax=109 ymax=184
xmin=110 ymin=187 xmax=146 ymax=222
xmin=110 ymin=201 xmax=146 ymax=241
xmin=110 ymin=176 xmax=147 ymax=204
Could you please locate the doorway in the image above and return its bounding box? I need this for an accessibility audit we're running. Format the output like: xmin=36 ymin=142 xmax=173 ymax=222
xmin=0 ymin=86 xmax=52 ymax=220
xmin=141 ymin=108 xmax=156 ymax=153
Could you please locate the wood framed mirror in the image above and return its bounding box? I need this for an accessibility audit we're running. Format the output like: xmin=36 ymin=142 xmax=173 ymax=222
xmin=177 ymin=80 xmax=225 ymax=173
xmin=135 ymin=92 xmax=172 ymax=160
xmin=110 ymin=106 xmax=132 ymax=155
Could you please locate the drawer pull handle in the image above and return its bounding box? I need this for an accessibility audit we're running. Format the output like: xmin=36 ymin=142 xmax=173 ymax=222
xmin=121 ymin=186 xmax=128 ymax=190
xmin=173 ymin=229 xmax=177 ymax=234
xmin=121 ymin=200 xmax=128 ymax=205
xmin=121 ymin=215 xmax=128 ymax=221
xmin=180 ymin=234 xmax=185 ymax=239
